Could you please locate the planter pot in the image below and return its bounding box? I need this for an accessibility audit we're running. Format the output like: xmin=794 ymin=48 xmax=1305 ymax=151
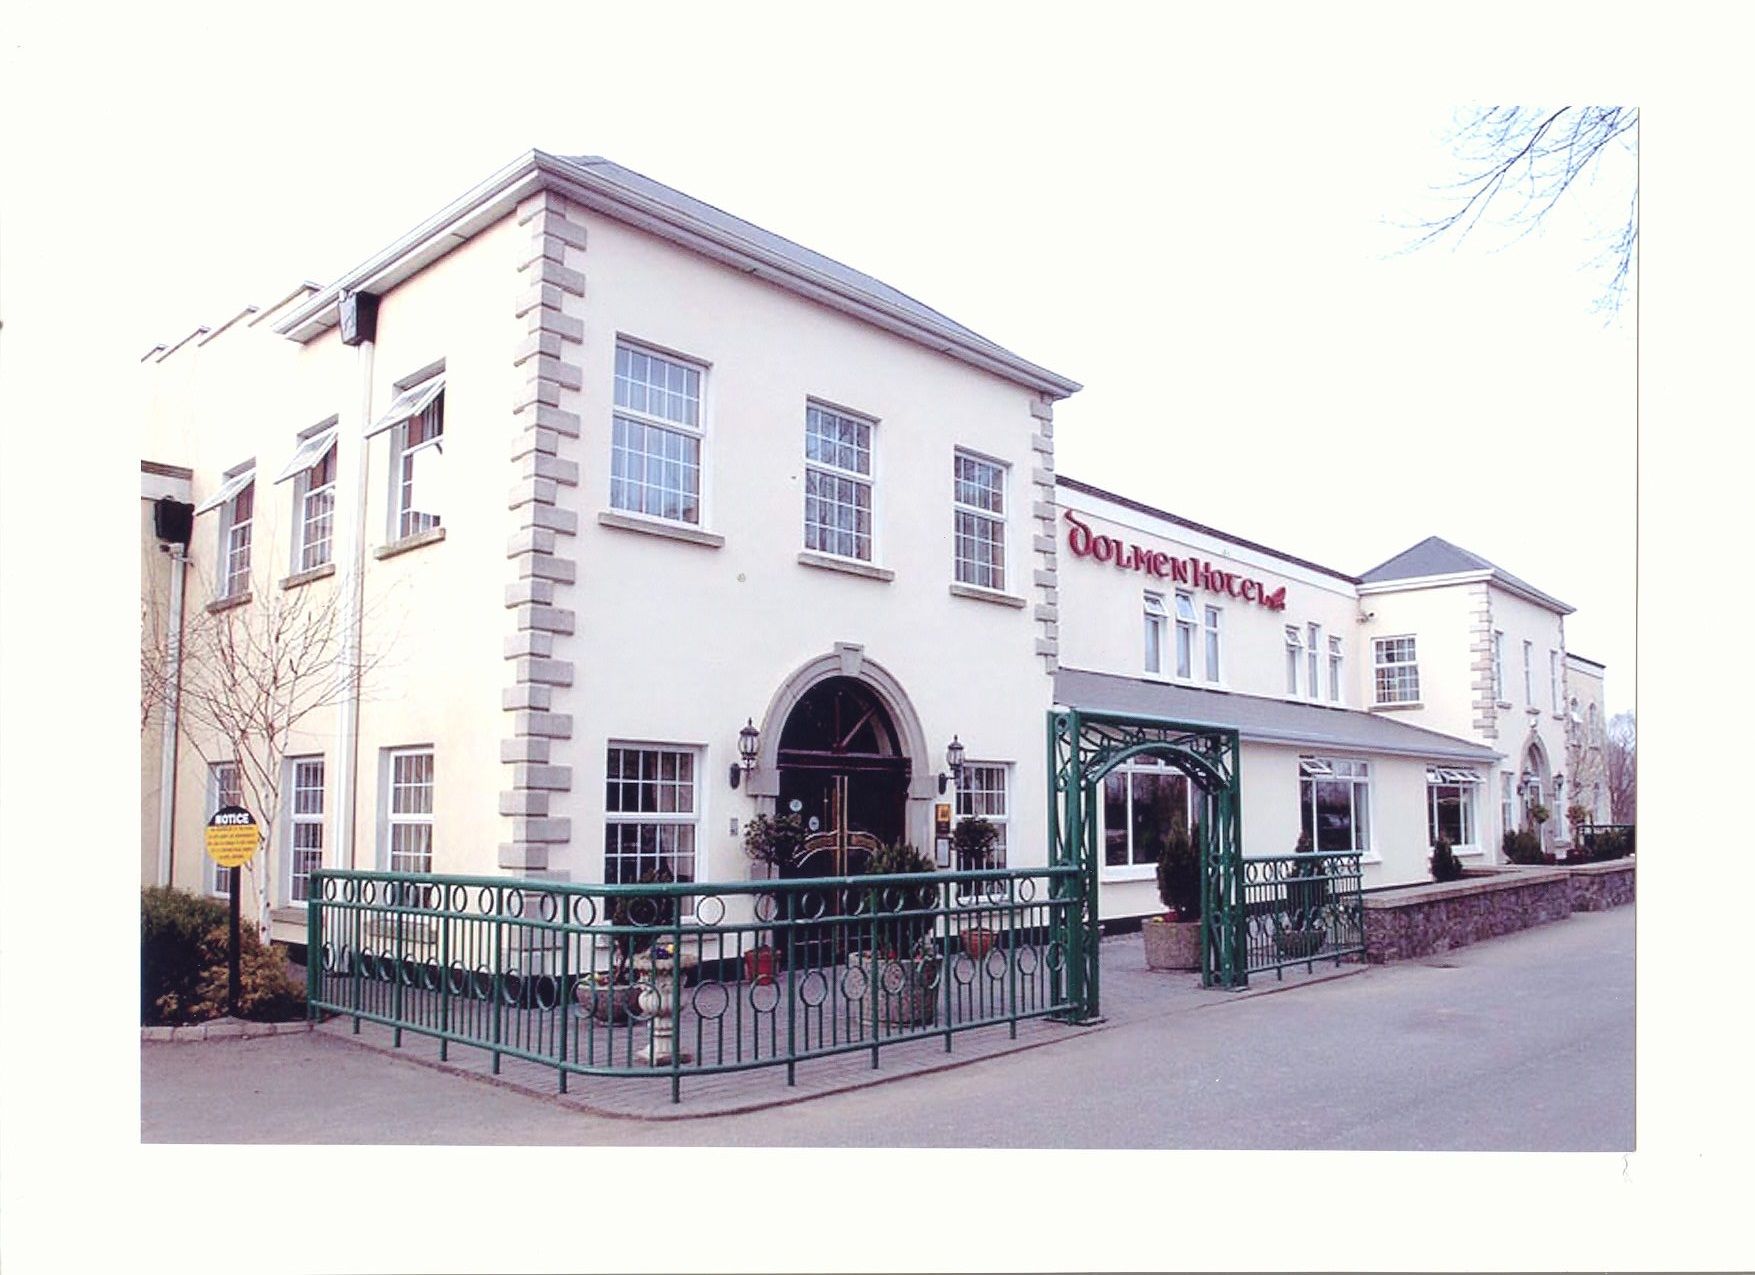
xmin=575 ymin=976 xmax=638 ymax=1025
xmin=960 ymin=927 xmax=997 ymax=961
xmin=848 ymin=952 xmax=939 ymax=1028
xmin=742 ymin=945 xmax=779 ymax=986
xmin=1142 ymin=916 xmax=1201 ymax=971
xmin=1274 ymin=928 xmax=1326 ymax=961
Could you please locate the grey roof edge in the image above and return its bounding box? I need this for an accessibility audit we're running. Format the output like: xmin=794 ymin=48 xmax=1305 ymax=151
xmin=1053 ymin=667 xmax=1501 ymax=763
xmin=1358 ymin=536 xmax=1572 ymax=614
xmin=1056 ymin=476 xmax=1361 ymax=585
xmin=270 ymin=150 xmax=1080 ymax=398
xmin=1565 ymin=652 xmax=1607 ymax=670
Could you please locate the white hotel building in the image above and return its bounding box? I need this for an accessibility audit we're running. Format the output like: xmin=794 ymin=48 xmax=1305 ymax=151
xmin=139 ymin=151 xmax=1611 ymax=945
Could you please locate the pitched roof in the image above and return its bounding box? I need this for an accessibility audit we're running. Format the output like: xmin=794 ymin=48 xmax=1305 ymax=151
xmin=1357 ymin=536 xmax=1572 ymax=613
xmin=1053 ymin=667 xmax=1500 ymax=763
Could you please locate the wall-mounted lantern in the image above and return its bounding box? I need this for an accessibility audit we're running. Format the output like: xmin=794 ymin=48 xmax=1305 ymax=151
xmin=938 ymin=734 xmax=966 ymax=795
xmin=730 ymin=718 xmax=760 ymax=789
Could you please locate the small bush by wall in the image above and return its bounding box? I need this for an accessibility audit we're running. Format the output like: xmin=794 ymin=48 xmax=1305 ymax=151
xmin=142 ymin=887 xmax=305 ymax=1025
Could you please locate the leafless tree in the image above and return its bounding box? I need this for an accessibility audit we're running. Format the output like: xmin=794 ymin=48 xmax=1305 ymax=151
xmin=1412 ymin=106 xmax=1639 ymax=314
xmin=143 ymin=562 xmax=389 ymax=943
xmin=1603 ymin=710 xmax=1636 ymax=824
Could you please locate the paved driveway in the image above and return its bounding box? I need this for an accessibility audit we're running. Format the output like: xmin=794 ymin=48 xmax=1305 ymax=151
xmin=142 ymin=905 xmax=1632 ymax=1150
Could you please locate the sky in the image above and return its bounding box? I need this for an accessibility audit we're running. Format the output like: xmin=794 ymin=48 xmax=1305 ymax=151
xmin=6 ymin=5 xmax=1755 ymax=1271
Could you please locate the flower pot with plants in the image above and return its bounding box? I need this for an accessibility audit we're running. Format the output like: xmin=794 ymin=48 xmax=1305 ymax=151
xmin=741 ymin=812 xmax=805 ymax=984
xmin=851 ymin=842 xmax=942 ymax=1027
xmin=1143 ymin=816 xmax=1202 ymax=971
xmin=575 ymin=967 xmax=640 ymax=1025
xmin=1275 ymin=832 xmax=1328 ymax=961
xmin=951 ymin=815 xmax=1001 ymax=962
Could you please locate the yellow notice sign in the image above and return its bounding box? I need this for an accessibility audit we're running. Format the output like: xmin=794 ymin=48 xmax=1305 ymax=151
xmin=205 ymin=805 xmax=259 ymax=867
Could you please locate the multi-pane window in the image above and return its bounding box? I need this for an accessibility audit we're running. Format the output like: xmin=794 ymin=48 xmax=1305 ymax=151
xmin=1327 ymin=636 xmax=1343 ymax=703
xmin=394 ymin=389 xmax=444 ymax=539
xmin=604 ymin=746 xmax=698 ymax=885
xmin=612 ymin=344 xmax=704 ymax=524
xmin=1299 ymin=757 xmax=1371 ymax=854
xmin=387 ymin=749 xmax=434 ymax=875
xmin=955 ymin=763 xmax=1010 ymax=874
xmin=1285 ymin=626 xmax=1303 ymax=696
xmin=1522 ymin=640 xmax=1534 ymax=705
xmin=1501 ymin=773 xmax=1516 ymax=836
xmin=1203 ymin=606 xmax=1222 ymax=684
xmin=1103 ymin=757 xmax=1197 ymax=873
xmin=208 ymin=761 xmax=243 ymax=895
xmin=803 ymin=403 xmax=874 ymax=561
xmin=1372 ymin=636 xmax=1420 ymax=705
xmin=297 ymin=442 xmax=337 ymax=571
xmin=1426 ymin=767 xmax=1480 ymax=848
xmin=952 ymin=451 xmax=1005 ymax=589
xmin=1550 ymin=650 xmax=1561 ymax=712
xmin=1173 ymin=593 xmax=1197 ymax=679
xmin=288 ymin=758 xmax=324 ymax=902
xmin=1143 ymin=593 xmax=1167 ymax=675
xmin=1307 ymin=623 xmax=1321 ymax=699
xmin=1493 ymin=631 xmax=1506 ymax=701
xmin=222 ymin=480 xmax=254 ymax=598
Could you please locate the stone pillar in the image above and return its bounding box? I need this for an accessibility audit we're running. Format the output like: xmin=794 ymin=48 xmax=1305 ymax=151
xmin=1028 ymin=394 xmax=1059 ymax=672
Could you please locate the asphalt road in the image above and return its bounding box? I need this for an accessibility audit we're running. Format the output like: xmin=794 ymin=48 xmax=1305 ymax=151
xmin=142 ymin=906 xmax=1631 ymax=1150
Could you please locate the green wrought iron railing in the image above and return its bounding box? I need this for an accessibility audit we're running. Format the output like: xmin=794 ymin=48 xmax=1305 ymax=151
xmin=306 ymin=865 xmax=1081 ymax=1103
xmin=1239 ymin=852 xmax=1365 ymax=978
xmin=1576 ymin=823 xmax=1635 ymax=861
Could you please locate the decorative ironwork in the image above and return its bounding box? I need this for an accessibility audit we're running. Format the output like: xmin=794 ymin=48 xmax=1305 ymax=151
xmin=1048 ymin=707 xmax=1246 ymax=997
xmin=307 ymin=863 xmax=1075 ymax=1104
xmin=1239 ymin=852 xmax=1366 ymax=977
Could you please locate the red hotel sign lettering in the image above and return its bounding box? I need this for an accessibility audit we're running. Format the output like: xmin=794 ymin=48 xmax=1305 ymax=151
xmin=1063 ymin=510 xmax=1287 ymax=610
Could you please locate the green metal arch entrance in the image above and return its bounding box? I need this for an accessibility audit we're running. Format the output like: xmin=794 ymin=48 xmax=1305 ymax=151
xmin=1048 ymin=708 xmax=1247 ymax=1015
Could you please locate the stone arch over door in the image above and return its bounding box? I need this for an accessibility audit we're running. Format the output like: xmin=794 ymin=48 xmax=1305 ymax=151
xmin=1521 ymin=734 xmax=1553 ymax=850
xmin=748 ymin=643 xmax=936 ymax=847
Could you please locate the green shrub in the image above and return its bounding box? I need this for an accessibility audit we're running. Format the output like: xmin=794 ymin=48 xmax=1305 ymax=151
xmin=863 ymin=842 xmax=939 ymax=957
xmin=1502 ymin=828 xmax=1548 ymax=865
xmin=142 ymin=886 xmax=305 ymax=1024
xmin=950 ymin=816 xmax=1000 ymax=872
xmin=1285 ymin=831 xmax=1326 ymax=928
xmin=1154 ymin=817 xmax=1201 ymax=920
xmin=1429 ymin=836 xmax=1466 ymax=883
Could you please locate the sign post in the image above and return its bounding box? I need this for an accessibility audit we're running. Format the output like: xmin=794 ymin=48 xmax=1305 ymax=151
xmin=205 ymin=805 xmax=259 ymax=1017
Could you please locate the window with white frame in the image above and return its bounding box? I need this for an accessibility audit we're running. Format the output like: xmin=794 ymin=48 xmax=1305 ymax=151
xmin=295 ymin=439 xmax=337 ymax=571
xmin=1550 ymin=650 xmax=1561 ymax=712
xmin=1203 ymin=605 xmax=1222 ymax=684
xmin=288 ymin=757 xmax=325 ymax=902
xmin=1299 ymin=757 xmax=1371 ymax=853
xmin=952 ymin=451 xmax=1006 ymax=589
xmin=390 ymin=385 xmax=445 ymax=539
xmin=386 ymin=749 xmax=434 ymax=874
xmin=1143 ymin=593 xmax=1167 ymax=675
xmin=1522 ymin=640 xmax=1534 ymax=704
xmin=955 ymin=762 xmax=1009 ymax=886
xmin=1327 ymin=635 xmax=1343 ymax=703
xmin=1372 ymin=636 xmax=1420 ymax=705
xmin=604 ymin=745 xmax=698 ymax=885
xmin=1174 ymin=592 xmax=1197 ymax=678
xmin=208 ymin=761 xmax=243 ymax=895
xmin=1493 ymin=631 xmax=1506 ymax=701
xmin=803 ymin=402 xmax=874 ymax=560
xmin=612 ymin=343 xmax=704 ymax=524
xmin=1285 ymin=625 xmax=1303 ymax=696
xmin=1102 ymin=757 xmax=1198 ymax=875
xmin=1501 ymin=772 xmax=1516 ymax=834
xmin=1307 ymin=623 xmax=1322 ymax=699
xmin=1426 ymin=766 xmax=1480 ymax=849
xmin=221 ymin=477 xmax=254 ymax=597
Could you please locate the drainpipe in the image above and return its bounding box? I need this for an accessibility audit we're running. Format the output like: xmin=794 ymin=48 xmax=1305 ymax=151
xmin=333 ymin=291 xmax=379 ymax=871
xmin=156 ymin=545 xmax=189 ymax=885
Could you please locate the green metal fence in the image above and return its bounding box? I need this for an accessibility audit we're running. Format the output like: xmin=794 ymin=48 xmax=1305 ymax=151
xmin=1239 ymin=852 xmax=1365 ymax=978
xmin=1576 ymin=823 xmax=1635 ymax=860
xmin=306 ymin=864 xmax=1081 ymax=1103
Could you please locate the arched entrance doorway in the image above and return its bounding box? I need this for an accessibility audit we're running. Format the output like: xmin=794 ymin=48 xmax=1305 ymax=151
xmin=776 ymin=676 xmax=908 ymax=879
xmin=1521 ymin=736 xmax=1553 ymax=853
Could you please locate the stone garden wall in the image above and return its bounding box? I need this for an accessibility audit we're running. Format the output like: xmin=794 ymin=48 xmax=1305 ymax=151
xmin=1364 ymin=867 xmax=1578 ymax=964
xmin=1565 ymin=858 xmax=1637 ymax=912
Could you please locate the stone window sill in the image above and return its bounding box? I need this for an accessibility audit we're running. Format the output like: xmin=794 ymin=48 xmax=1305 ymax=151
xmin=597 ymin=510 xmax=725 ymax=548
xmin=797 ymin=550 xmax=894 ymax=582
xmin=206 ymin=592 xmax=251 ymax=615
xmin=1496 ymin=701 xmax=1514 ymax=710
xmin=269 ymin=906 xmax=307 ymax=925
xmin=373 ymin=526 xmax=447 ymax=560
xmin=1370 ymin=701 xmax=1424 ymax=712
xmin=1525 ymin=706 xmax=1542 ymax=716
xmin=948 ymin=583 xmax=1027 ymax=608
xmin=280 ymin=562 xmax=336 ymax=591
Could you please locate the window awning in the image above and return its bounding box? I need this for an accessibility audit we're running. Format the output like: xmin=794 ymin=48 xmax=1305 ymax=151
xmin=1299 ymin=758 xmax=1334 ymax=778
xmin=272 ymin=427 xmax=338 ymax=484
xmin=194 ymin=467 xmax=256 ymax=515
xmin=1426 ymin=766 xmax=1482 ymax=785
xmin=364 ymin=378 xmax=444 ymax=439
